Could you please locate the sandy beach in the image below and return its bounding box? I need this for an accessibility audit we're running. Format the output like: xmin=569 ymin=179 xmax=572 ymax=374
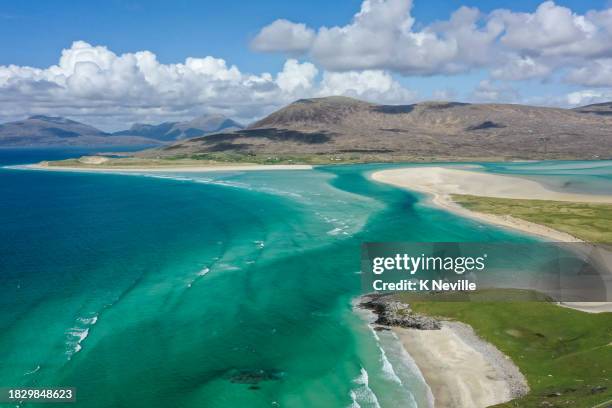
xmin=393 ymin=321 xmax=528 ymax=408
xmin=372 ymin=166 xmax=612 ymax=203
xmin=17 ymin=163 xmax=313 ymax=172
xmin=371 ymin=166 xmax=612 ymax=242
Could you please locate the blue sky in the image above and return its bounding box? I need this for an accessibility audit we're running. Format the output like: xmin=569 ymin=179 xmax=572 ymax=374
xmin=1 ymin=0 xmax=607 ymax=70
xmin=1 ymin=0 xmax=612 ymax=129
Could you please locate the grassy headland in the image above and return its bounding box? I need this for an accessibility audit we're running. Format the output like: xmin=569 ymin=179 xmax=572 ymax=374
xmin=395 ymin=289 xmax=612 ymax=407
xmin=452 ymin=194 xmax=612 ymax=242
xmin=41 ymin=152 xmax=517 ymax=168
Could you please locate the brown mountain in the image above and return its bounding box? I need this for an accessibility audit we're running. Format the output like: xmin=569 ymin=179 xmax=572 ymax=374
xmin=145 ymin=96 xmax=612 ymax=161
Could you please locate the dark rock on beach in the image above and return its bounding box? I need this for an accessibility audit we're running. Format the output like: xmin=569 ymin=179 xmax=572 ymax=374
xmin=359 ymin=294 xmax=441 ymax=330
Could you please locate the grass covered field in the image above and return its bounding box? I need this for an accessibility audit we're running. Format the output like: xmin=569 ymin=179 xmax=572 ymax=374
xmin=452 ymin=194 xmax=612 ymax=242
xmin=395 ymin=290 xmax=612 ymax=407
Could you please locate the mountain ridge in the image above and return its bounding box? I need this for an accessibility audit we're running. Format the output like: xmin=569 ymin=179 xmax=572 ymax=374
xmin=145 ymin=96 xmax=612 ymax=161
xmin=0 ymin=113 xmax=243 ymax=147
xmin=113 ymin=114 xmax=244 ymax=141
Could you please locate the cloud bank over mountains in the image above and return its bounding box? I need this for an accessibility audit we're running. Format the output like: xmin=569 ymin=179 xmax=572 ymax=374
xmin=0 ymin=41 xmax=411 ymax=129
xmin=1 ymin=0 xmax=612 ymax=129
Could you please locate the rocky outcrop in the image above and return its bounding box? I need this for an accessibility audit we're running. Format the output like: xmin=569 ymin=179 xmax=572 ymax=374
xmin=359 ymin=294 xmax=441 ymax=330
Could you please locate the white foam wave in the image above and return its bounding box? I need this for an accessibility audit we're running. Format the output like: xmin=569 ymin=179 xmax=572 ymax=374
xmin=203 ymin=179 xmax=252 ymax=190
xmin=348 ymin=367 xmax=381 ymax=408
xmin=217 ymin=263 xmax=240 ymax=271
xmin=142 ymin=174 xmax=193 ymax=182
xmin=24 ymin=365 xmax=40 ymax=376
xmin=321 ymin=214 xmax=352 ymax=237
xmin=356 ymin=367 xmax=368 ymax=385
xmin=77 ymin=169 xmax=323 ymax=205
xmin=78 ymin=316 xmax=98 ymax=325
xmin=186 ymin=266 xmax=212 ymax=288
xmin=260 ymin=187 xmax=304 ymax=199
xmin=66 ymin=327 xmax=89 ymax=357
xmin=349 ymin=390 xmax=361 ymax=408
xmin=378 ymin=342 xmax=402 ymax=384
xmin=327 ymin=227 xmax=344 ymax=235
xmin=137 ymin=173 xmax=255 ymax=191
xmin=354 ymin=302 xmax=433 ymax=407
xmin=66 ymin=313 xmax=98 ymax=359
xmin=367 ymin=325 xmax=402 ymax=384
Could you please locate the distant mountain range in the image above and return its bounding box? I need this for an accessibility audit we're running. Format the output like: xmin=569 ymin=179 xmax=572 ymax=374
xmin=0 ymin=114 xmax=243 ymax=147
xmin=112 ymin=114 xmax=243 ymax=142
xmin=149 ymin=96 xmax=612 ymax=161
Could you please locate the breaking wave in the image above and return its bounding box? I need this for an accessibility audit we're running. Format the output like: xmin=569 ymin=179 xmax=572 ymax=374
xmin=348 ymin=367 xmax=382 ymax=408
xmin=66 ymin=313 xmax=99 ymax=359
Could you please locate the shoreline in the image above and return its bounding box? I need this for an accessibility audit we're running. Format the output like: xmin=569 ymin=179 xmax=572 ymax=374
xmin=9 ymin=163 xmax=313 ymax=173
xmin=393 ymin=322 xmax=526 ymax=408
xmin=432 ymin=190 xmax=581 ymax=242
xmin=360 ymin=295 xmax=528 ymax=408
xmin=371 ymin=166 xmax=612 ymax=242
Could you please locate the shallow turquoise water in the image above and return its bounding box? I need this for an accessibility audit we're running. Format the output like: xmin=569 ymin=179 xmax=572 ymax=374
xmin=1 ymin=152 xmax=609 ymax=407
xmin=479 ymin=160 xmax=612 ymax=195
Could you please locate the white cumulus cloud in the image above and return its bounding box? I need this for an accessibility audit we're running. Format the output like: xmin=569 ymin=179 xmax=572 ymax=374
xmin=0 ymin=41 xmax=418 ymax=129
xmin=251 ymin=19 xmax=315 ymax=53
xmin=252 ymin=0 xmax=612 ymax=85
xmin=276 ymin=59 xmax=318 ymax=92
xmin=565 ymin=89 xmax=612 ymax=106
xmin=318 ymin=70 xmax=417 ymax=103
xmin=565 ymin=58 xmax=612 ymax=86
xmin=471 ymin=80 xmax=520 ymax=103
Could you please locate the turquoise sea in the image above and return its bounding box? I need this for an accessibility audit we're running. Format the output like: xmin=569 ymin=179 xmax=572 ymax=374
xmin=1 ymin=149 xmax=611 ymax=407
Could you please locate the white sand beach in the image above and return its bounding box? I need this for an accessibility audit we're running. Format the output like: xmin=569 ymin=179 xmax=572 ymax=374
xmin=371 ymin=166 xmax=612 ymax=242
xmin=19 ymin=163 xmax=313 ymax=172
xmin=393 ymin=321 xmax=528 ymax=408
xmin=371 ymin=166 xmax=612 ymax=203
